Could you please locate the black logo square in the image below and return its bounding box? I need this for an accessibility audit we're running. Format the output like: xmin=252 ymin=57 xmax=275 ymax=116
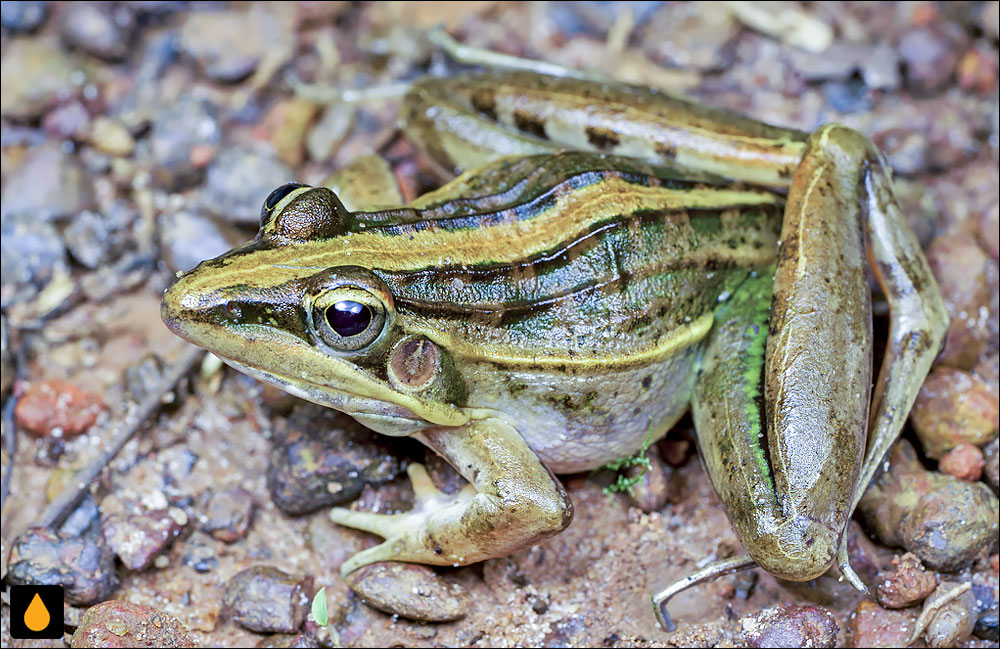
xmin=9 ymin=584 xmax=65 ymax=639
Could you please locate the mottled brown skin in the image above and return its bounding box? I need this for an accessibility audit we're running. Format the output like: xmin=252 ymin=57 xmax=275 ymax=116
xmin=161 ymin=71 xmax=948 ymax=624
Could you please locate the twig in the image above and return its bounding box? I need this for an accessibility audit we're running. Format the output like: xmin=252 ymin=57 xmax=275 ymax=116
xmin=37 ymin=345 xmax=203 ymax=530
xmin=1 ymin=396 xmax=17 ymax=509
xmin=426 ymin=27 xmax=612 ymax=82
xmin=292 ymin=79 xmax=411 ymax=105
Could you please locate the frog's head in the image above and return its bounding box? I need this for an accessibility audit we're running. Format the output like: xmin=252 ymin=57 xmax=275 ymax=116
xmin=161 ymin=183 xmax=470 ymax=435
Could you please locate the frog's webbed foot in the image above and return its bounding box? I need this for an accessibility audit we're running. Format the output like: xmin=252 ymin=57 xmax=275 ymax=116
xmin=329 ymin=463 xmax=478 ymax=572
xmin=333 ymin=417 xmax=572 ymax=583
xmin=331 ymin=465 xmax=476 ymax=622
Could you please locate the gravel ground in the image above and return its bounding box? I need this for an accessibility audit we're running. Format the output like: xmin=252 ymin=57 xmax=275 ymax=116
xmin=2 ymin=2 xmax=998 ymax=648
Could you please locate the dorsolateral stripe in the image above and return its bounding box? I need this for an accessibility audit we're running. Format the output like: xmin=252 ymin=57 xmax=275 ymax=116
xmin=193 ymin=174 xmax=781 ymax=295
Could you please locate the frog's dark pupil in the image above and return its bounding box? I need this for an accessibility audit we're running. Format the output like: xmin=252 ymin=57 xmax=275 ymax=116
xmin=327 ymin=301 xmax=371 ymax=337
xmin=264 ymin=183 xmax=307 ymax=211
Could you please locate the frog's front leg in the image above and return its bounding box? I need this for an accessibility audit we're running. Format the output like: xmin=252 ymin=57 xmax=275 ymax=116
xmin=654 ymin=125 xmax=948 ymax=625
xmin=330 ymin=416 xmax=573 ymax=576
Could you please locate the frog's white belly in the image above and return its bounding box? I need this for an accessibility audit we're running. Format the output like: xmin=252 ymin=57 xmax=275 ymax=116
xmin=466 ymin=345 xmax=700 ymax=473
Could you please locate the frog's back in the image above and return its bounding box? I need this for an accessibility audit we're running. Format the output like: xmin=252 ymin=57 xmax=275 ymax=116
xmin=369 ymin=152 xmax=782 ymax=369
xmin=362 ymin=152 xmax=782 ymax=470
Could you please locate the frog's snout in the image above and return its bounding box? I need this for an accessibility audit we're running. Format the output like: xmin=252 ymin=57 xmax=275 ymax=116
xmin=160 ymin=274 xmax=187 ymax=337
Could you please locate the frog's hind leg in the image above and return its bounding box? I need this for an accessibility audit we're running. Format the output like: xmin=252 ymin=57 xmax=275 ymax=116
xmin=654 ymin=124 xmax=947 ymax=629
xmin=330 ymin=417 xmax=573 ymax=576
xmin=835 ymin=127 xmax=948 ymax=580
xmin=766 ymin=125 xmax=947 ymax=588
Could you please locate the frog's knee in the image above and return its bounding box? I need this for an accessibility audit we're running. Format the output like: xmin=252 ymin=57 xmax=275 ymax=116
xmin=749 ymin=516 xmax=839 ymax=582
xmin=808 ymin=124 xmax=875 ymax=161
xmin=517 ymin=488 xmax=574 ymax=538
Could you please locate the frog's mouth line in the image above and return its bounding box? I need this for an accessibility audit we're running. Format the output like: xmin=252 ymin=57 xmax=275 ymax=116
xmin=220 ymin=356 xmax=432 ymax=437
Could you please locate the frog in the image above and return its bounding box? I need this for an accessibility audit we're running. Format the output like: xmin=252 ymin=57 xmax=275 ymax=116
xmin=160 ymin=68 xmax=948 ymax=627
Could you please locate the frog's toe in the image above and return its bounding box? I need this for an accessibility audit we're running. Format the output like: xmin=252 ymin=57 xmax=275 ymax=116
xmin=406 ymin=462 xmax=477 ymax=505
xmin=344 ymin=561 xmax=468 ymax=622
xmin=329 ymin=507 xmax=408 ymax=538
xmin=406 ymin=462 xmax=441 ymax=503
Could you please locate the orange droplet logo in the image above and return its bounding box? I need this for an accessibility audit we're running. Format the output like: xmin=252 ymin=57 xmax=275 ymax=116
xmin=24 ymin=592 xmax=51 ymax=632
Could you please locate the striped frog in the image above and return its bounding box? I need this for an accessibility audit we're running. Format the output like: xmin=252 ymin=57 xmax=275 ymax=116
xmin=161 ymin=71 xmax=948 ymax=626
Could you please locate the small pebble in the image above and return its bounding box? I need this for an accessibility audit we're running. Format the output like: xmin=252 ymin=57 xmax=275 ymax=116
xmin=14 ymin=378 xmax=106 ymax=438
xmin=158 ymin=209 xmax=244 ymax=274
xmin=740 ymin=603 xmax=838 ymax=648
xmin=267 ymin=405 xmax=405 ymax=515
xmin=123 ymin=354 xmax=165 ymax=403
xmin=202 ymin=486 xmax=255 ymax=543
xmin=179 ymin=532 xmax=218 ymax=573
xmin=60 ymin=3 xmax=135 ymax=62
xmin=921 ymin=581 xmax=978 ymax=648
xmin=0 ymin=211 xmax=69 ymax=307
xmin=640 ymin=5 xmax=738 ymax=71
xmin=938 ymin=442 xmax=986 ymax=481
xmin=255 ymin=633 xmax=320 ymax=649
xmin=1 ymin=0 xmax=48 ymax=32
xmin=41 ymin=100 xmax=91 ymax=140
xmin=63 ymin=208 xmax=129 ymax=270
xmin=179 ymin=6 xmax=292 ymax=82
xmin=7 ymin=527 xmax=119 ymax=605
xmin=925 ymin=233 xmax=994 ymax=369
xmin=859 ymin=439 xmax=999 ymax=572
xmin=821 ymin=76 xmax=872 ymax=114
xmin=983 ymin=438 xmax=999 ymax=493
xmin=898 ymin=26 xmax=963 ymax=94
xmin=956 ymin=46 xmax=998 ymax=95
xmin=149 ymin=96 xmax=220 ymax=190
xmin=626 ymin=448 xmax=676 ymax=513
xmin=101 ymin=503 xmax=189 ymax=571
xmin=201 ymin=145 xmax=294 ymax=225
xmin=658 ymin=437 xmax=693 ymax=467
xmin=877 ymin=552 xmax=938 ymax=609
xmin=0 ymin=38 xmax=79 ymax=119
xmin=257 ymin=98 xmax=319 ymax=168
xmin=910 ymin=367 xmax=998 ymax=459
xmin=71 ymin=600 xmax=197 ymax=648
xmin=344 ymin=561 xmax=468 ymax=622
xmin=223 ymin=566 xmax=313 ymax=633
xmin=848 ymin=600 xmax=917 ymax=648
xmin=1 ymin=141 xmax=95 ymax=221
xmin=88 ymin=116 xmax=135 ymax=157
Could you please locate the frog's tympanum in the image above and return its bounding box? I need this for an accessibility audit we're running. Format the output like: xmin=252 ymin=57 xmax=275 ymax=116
xmin=161 ymin=72 xmax=948 ymax=626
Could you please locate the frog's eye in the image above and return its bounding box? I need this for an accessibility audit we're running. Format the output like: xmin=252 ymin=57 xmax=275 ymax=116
xmin=260 ymin=186 xmax=350 ymax=242
xmin=310 ymin=287 xmax=387 ymax=352
xmin=264 ymin=183 xmax=309 ymax=213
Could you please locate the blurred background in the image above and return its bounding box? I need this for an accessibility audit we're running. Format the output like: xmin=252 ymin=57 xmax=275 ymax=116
xmin=1 ymin=2 xmax=998 ymax=647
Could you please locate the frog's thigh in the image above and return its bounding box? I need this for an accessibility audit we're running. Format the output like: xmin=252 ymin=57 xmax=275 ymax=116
xmin=691 ymin=268 xmax=844 ymax=581
xmin=331 ymin=417 xmax=572 ymax=576
xmin=697 ymin=129 xmax=875 ymax=580
xmin=784 ymin=126 xmax=947 ymax=576
xmin=695 ymin=125 xmax=948 ymax=583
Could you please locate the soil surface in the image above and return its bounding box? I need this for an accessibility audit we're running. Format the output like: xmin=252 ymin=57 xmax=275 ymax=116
xmin=2 ymin=2 xmax=998 ymax=647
